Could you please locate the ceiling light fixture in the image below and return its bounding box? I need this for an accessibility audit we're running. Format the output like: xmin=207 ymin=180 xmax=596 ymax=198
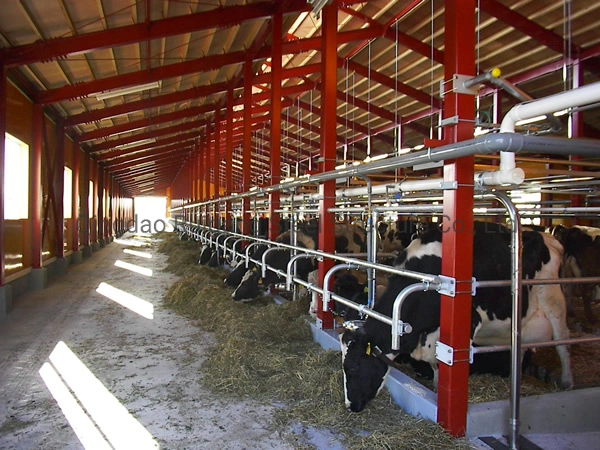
xmin=95 ymin=81 xmax=161 ymax=101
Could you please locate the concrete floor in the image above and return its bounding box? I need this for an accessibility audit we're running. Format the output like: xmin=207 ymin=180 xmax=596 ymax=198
xmin=2 ymin=233 xmax=599 ymax=450
xmin=0 ymin=235 xmax=293 ymax=450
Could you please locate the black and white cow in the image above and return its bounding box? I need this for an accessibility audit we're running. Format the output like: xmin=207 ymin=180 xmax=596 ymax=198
xmin=377 ymin=219 xmax=432 ymax=253
xmin=231 ymin=229 xmax=318 ymax=301
xmin=224 ymin=244 xmax=268 ymax=288
xmin=324 ymin=271 xmax=390 ymax=321
xmin=198 ymin=244 xmax=213 ymax=265
xmin=550 ymin=224 xmax=600 ymax=323
xmin=231 ymin=221 xmax=367 ymax=302
xmin=340 ymin=221 xmax=572 ymax=412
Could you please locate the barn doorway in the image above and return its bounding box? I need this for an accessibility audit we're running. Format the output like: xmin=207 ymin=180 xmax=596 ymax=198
xmin=132 ymin=196 xmax=171 ymax=234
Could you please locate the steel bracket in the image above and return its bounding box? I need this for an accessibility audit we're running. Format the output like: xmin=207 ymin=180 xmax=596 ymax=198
xmin=437 ymin=275 xmax=456 ymax=297
xmin=439 ymin=115 xmax=459 ymax=127
xmin=435 ymin=341 xmax=454 ymax=366
xmin=440 ymin=181 xmax=458 ymax=190
xmin=453 ymin=74 xmax=479 ymax=95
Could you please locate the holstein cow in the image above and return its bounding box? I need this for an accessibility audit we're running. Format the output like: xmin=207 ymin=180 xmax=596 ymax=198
xmin=377 ymin=218 xmax=433 ymax=253
xmin=231 ymin=229 xmax=318 ymax=301
xmin=198 ymin=244 xmax=213 ymax=265
xmin=232 ymin=220 xmax=367 ymax=302
xmin=340 ymin=221 xmax=572 ymax=412
xmin=327 ymin=270 xmax=390 ymax=321
xmin=550 ymin=224 xmax=600 ymax=322
xmin=224 ymin=244 xmax=268 ymax=288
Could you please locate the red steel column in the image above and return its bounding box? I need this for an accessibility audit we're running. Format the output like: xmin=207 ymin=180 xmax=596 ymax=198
xmin=97 ymin=165 xmax=104 ymax=241
xmin=191 ymin=150 xmax=196 ymax=203
xmin=199 ymin=134 xmax=205 ymax=203
xmin=316 ymin=1 xmax=337 ymax=330
xmin=31 ymin=104 xmax=43 ymax=269
xmin=81 ymin=155 xmax=90 ymax=247
xmin=437 ymin=0 xmax=476 ymax=436
xmin=72 ymin=146 xmax=80 ymax=251
xmin=0 ymin=64 xmax=5 ymax=286
xmin=55 ymin=121 xmax=65 ymax=258
xmin=242 ymin=60 xmax=253 ymax=235
xmin=226 ymin=89 xmax=234 ymax=230
xmin=214 ymin=109 xmax=221 ymax=227
xmin=268 ymin=8 xmax=283 ymax=240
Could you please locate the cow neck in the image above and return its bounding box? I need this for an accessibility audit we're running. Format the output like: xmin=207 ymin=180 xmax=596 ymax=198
xmin=370 ymin=344 xmax=400 ymax=369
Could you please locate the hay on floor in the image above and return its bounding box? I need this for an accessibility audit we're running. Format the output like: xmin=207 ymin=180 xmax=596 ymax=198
xmin=158 ymin=233 xmax=474 ymax=449
xmin=158 ymin=232 xmax=598 ymax=448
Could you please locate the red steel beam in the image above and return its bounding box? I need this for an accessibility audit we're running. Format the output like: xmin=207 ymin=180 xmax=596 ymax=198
xmin=37 ymin=51 xmax=250 ymax=105
xmin=96 ymin=132 xmax=200 ymax=161
xmin=89 ymin=119 xmax=205 ymax=153
xmin=78 ymin=104 xmax=215 ymax=143
xmin=113 ymin=157 xmax=187 ymax=181
xmin=116 ymin=159 xmax=185 ymax=180
xmin=105 ymin=145 xmax=194 ymax=171
xmin=1 ymin=1 xmax=309 ymax=67
xmin=344 ymin=59 xmax=441 ymax=108
xmin=340 ymin=5 xmax=444 ymax=64
xmin=479 ymin=0 xmax=573 ymax=56
xmin=67 ymin=81 xmax=228 ymax=127
xmin=37 ymin=24 xmax=384 ymax=106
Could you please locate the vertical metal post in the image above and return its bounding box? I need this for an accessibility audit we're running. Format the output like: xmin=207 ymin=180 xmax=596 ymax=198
xmin=570 ymin=59 xmax=584 ymax=222
xmin=316 ymin=1 xmax=337 ymax=330
xmin=494 ymin=192 xmax=523 ymax=450
xmin=242 ymin=60 xmax=253 ymax=235
xmin=437 ymin=0 xmax=476 ymax=437
xmin=31 ymin=104 xmax=43 ymax=269
xmin=269 ymin=7 xmax=283 ymax=240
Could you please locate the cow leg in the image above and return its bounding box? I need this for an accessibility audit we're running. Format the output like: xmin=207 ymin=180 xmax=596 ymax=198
xmin=582 ymin=283 xmax=597 ymax=324
xmin=560 ymin=256 xmax=578 ymax=317
xmin=533 ymin=284 xmax=573 ymax=389
xmin=307 ymin=270 xmax=319 ymax=317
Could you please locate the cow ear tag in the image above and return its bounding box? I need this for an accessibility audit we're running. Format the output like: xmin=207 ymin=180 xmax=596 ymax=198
xmin=365 ymin=342 xmax=371 ymax=356
xmin=251 ymin=267 xmax=257 ymax=273
xmin=363 ymin=286 xmax=369 ymax=293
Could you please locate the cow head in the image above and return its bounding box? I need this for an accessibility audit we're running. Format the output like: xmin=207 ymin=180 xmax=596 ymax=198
xmin=224 ymin=260 xmax=248 ymax=287
xmin=198 ymin=245 xmax=213 ymax=265
xmin=207 ymin=249 xmax=222 ymax=267
xmin=231 ymin=266 xmax=262 ymax=301
xmin=340 ymin=330 xmax=390 ymax=412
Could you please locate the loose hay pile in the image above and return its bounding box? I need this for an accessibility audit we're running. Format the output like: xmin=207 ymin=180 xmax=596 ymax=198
xmin=157 ymin=233 xmax=202 ymax=275
xmin=157 ymin=232 xmax=597 ymax=449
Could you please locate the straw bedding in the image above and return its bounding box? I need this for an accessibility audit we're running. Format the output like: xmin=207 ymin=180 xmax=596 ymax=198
xmin=157 ymin=232 xmax=599 ymax=449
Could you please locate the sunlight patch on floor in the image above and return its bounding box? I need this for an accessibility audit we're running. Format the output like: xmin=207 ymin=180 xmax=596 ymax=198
xmin=123 ymin=248 xmax=152 ymax=259
xmin=96 ymin=282 xmax=154 ymax=319
xmin=40 ymin=341 xmax=159 ymax=449
xmin=114 ymin=259 xmax=153 ymax=276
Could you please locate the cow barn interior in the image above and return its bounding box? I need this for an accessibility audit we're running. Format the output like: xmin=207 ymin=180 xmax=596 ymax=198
xmin=1 ymin=0 xmax=600 ymax=449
